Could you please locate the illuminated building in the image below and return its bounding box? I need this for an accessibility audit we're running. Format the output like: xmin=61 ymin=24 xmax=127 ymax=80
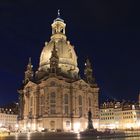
xmin=99 ymin=101 xmax=140 ymax=130
xmin=0 ymin=108 xmax=17 ymax=131
xmin=18 ymin=11 xmax=99 ymax=132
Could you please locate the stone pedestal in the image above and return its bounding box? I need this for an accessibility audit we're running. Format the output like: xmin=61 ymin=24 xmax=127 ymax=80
xmin=87 ymin=120 xmax=93 ymax=129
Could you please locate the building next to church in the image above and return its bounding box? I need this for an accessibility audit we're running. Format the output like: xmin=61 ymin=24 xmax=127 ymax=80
xmin=18 ymin=11 xmax=99 ymax=132
xmin=0 ymin=107 xmax=18 ymax=132
xmin=99 ymin=100 xmax=140 ymax=130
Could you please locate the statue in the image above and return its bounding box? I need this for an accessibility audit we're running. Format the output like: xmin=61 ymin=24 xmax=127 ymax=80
xmin=87 ymin=110 xmax=94 ymax=130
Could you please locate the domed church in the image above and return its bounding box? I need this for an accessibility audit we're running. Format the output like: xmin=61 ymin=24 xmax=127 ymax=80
xmin=18 ymin=11 xmax=99 ymax=132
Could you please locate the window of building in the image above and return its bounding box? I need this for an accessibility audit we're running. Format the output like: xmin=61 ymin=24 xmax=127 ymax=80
xmin=64 ymin=106 xmax=68 ymax=114
xmin=60 ymin=29 xmax=63 ymax=33
xmin=64 ymin=94 xmax=68 ymax=104
xmin=29 ymin=108 xmax=32 ymax=118
xmin=40 ymin=96 xmax=44 ymax=105
xmin=50 ymin=105 xmax=56 ymax=114
xmin=30 ymin=97 xmax=33 ymax=106
xmin=50 ymin=92 xmax=56 ymax=103
xmin=39 ymin=96 xmax=44 ymax=116
xmin=79 ymin=95 xmax=82 ymax=105
xmin=79 ymin=107 xmax=82 ymax=116
xmin=89 ymin=98 xmax=91 ymax=107
xmin=66 ymin=121 xmax=70 ymax=127
xmin=50 ymin=92 xmax=56 ymax=114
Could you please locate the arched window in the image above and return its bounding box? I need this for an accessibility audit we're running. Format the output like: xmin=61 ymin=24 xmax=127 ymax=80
xmin=79 ymin=107 xmax=82 ymax=117
xmin=30 ymin=96 xmax=33 ymax=117
xmin=39 ymin=96 xmax=44 ymax=116
xmin=40 ymin=96 xmax=44 ymax=105
xmin=79 ymin=95 xmax=82 ymax=105
xmin=30 ymin=97 xmax=33 ymax=106
xmin=78 ymin=95 xmax=82 ymax=117
xmin=64 ymin=106 xmax=68 ymax=114
xmin=50 ymin=92 xmax=56 ymax=103
xmin=64 ymin=94 xmax=69 ymax=114
xmin=50 ymin=105 xmax=56 ymax=114
xmin=64 ymin=94 xmax=68 ymax=104
xmin=89 ymin=98 xmax=91 ymax=107
xmin=50 ymin=92 xmax=56 ymax=114
xmin=60 ymin=28 xmax=63 ymax=33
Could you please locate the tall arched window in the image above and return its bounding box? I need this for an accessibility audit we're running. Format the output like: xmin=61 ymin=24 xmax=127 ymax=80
xmin=64 ymin=94 xmax=69 ymax=114
xmin=29 ymin=96 xmax=33 ymax=117
xmin=50 ymin=92 xmax=56 ymax=103
xmin=79 ymin=95 xmax=82 ymax=105
xmin=50 ymin=92 xmax=56 ymax=114
xmin=78 ymin=95 xmax=82 ymax=117
xmin=39 ymin=95 xmax=44 ymax=116
xmin=30 ymin=97 xmax=33 ymax=107
xmin=89 ymin=97 xmax=91 ymax=107
xmin=64 ymin=106 xmax=68 ymax=114
xmin=64 ymin=94 xmax=68 ymax=104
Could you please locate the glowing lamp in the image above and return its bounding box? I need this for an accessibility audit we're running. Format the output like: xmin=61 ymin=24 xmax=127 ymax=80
xmin=74 ymin=122 xmax=80 ymax=132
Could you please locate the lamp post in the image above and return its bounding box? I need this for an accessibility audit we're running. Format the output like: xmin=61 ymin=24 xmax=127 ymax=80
xmin=15 ymin=123 xmax=19 ymax=132
xmin=27 ymin=122 xmax=31 ymax=132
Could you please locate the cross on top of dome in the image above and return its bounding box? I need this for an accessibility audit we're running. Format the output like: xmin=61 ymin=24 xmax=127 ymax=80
xmin=57 ymin=9 xmax=60 ymax=18
xmin=54 ymin=9 xmax=64 ymax=22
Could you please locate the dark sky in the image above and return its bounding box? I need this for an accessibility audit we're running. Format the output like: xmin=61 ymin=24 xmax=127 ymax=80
xmin=0 ymin=0 xmax=140 ymax=105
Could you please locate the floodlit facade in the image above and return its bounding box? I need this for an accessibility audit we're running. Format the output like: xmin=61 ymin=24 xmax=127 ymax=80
xmin=0 ymin=108 xmax=17 ymax=131
xmin=18 ymin=12 xmax=99 ymax=132
xmin=99 ymin=101 xmax=140 ymax=130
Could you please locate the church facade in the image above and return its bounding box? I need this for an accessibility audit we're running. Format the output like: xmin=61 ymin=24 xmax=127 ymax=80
xmin=18 ymin=12 xmax=99 ymax=132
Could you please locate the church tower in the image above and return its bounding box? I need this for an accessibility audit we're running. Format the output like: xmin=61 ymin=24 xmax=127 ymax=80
xmin=49 ymin=44 xmax=59 ymax=73
xmin=18 ymin=11 xmax=99 ymax=132
xmin=24 ymin=57 xmax=34 ymax=84
xmin=84 ymin=58 xmax=95 ymax=84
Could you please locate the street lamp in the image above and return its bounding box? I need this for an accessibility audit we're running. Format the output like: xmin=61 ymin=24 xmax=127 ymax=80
xmin=74 ymin=122 xmax=80 ymax=132
xmin=15 ymin=124 xmax=19 ymax=132
xmin=27 ymin=123 xmax=31 ymax=132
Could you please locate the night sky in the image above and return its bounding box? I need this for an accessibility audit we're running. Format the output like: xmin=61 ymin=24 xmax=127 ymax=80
xmin=0 ymin=0 xmax=140 ymax=105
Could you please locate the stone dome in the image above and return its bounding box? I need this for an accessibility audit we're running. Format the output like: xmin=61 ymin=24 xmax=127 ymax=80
xmin=39 ymin=15 xmax=79 ymax=76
